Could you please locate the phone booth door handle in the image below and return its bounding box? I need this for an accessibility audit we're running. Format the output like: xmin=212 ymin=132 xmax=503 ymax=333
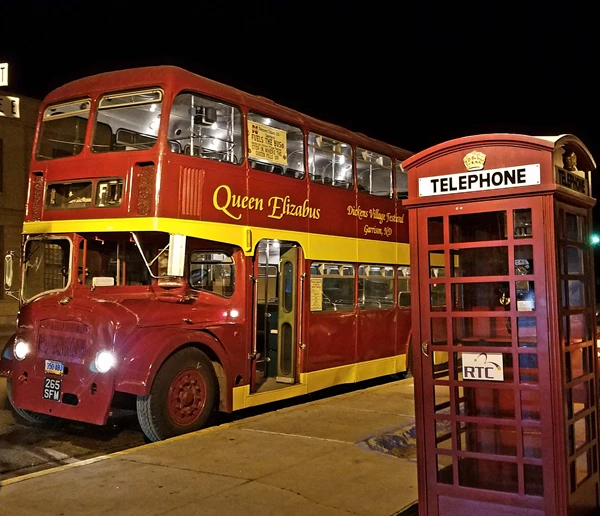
xmin=421 ymin=340 xmax=429 ymax=357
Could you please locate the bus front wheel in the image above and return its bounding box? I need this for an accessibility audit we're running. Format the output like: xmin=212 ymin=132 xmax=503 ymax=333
xmin=136 ymin=347 xmax=218 ymax=442
xmin=7 ymin=378 xmax=60 ymax=427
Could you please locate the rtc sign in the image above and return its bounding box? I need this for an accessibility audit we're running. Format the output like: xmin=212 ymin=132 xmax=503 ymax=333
xmin=462 ymin=352 xmax=504 ymax=381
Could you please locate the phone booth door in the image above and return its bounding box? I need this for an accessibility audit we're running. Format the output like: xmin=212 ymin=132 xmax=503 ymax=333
xmin=417 ymin=196 xmax=554 ymax=514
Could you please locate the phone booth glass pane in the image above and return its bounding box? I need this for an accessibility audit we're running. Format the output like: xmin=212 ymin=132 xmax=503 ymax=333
xmin=419 ymin=199 xmax=550 ymax=505
xmin=556 ymin=202 xmax=599 ymax=496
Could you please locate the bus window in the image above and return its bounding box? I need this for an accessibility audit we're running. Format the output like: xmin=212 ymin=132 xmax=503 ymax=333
xmin=168 ymin=93 xmax=243 ymax=164
xmin=357 ymin=149 xmax=392 ymax=197
xmin=92 ymin=89 xmax=163 ymax=153
xmin=36 ymin=99 xmax=91 ymax=160
xmin=78 ymin=235 xmax=160 ymax=287
xmin=23 ymin=238 xmax=72 ymax=301
xmin=398 ymin=265 xmax=411 ymax=307
xmin=189 ymin=251 xmax=234 ymax=297
xmin=396 ymin=159 xmax=408 ymax=200
xmin=359 ymin=264 xmax=395 ymax=309
xmin=311 ymin=262 xmax=355 ymax=312
xmin=46 ymin=181 xmax=93 ymax=210
xmin=247 ymin=113 xmax=305 ymax=178
xmin=308 ymin=133 xmax=353 ymax=189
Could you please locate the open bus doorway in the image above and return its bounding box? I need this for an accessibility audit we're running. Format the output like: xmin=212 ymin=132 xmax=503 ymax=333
xmin=252 ymin=239 xmax=300 ymax=394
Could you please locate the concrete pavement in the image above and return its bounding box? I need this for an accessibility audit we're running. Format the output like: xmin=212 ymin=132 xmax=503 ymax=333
xmin=0 ymin=376 xmax=419 ymax=516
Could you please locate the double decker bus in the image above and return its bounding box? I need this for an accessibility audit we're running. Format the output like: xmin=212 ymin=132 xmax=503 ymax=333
xmin=1 ymin=66 xmax=413 ymax=442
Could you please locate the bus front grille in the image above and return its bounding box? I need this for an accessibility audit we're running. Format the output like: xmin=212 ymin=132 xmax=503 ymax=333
xmin=38 ymin=319 xmax=90 ymax=365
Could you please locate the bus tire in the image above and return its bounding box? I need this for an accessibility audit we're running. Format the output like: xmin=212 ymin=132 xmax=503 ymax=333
xmin=6 ymin=378 xmax=59 ymax=427
xmin=136 ymin=347 xmax=218 ymax=442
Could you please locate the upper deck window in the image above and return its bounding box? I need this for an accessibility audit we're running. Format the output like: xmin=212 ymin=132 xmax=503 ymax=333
xmin=91 ymin=89 xmax=163 ymax=153
xmin=247 ymin=113 xmax=305 ymax=178
xmin=356 ymin=148 xmax=392 ymax=197
xmin=36 ymin=99 xmax=91 ymax=161
xmin=308 ymin=133 xmax=353 ymax=189
xmin=168 ymin=93 xmax=243 ymax=164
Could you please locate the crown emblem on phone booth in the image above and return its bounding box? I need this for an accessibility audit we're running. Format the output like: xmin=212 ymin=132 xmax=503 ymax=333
xmin=463 ymin=151 xmax=486 ymax=171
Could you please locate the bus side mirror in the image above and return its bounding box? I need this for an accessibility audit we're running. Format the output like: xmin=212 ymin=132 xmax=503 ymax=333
xmin=4 ymin=253 xmax=13 ymax=290
xmin=4 ymin=251 xmax=20 ymax=300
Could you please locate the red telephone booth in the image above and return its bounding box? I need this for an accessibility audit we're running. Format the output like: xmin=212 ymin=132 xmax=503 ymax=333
xmin=403 ymin=134 xmax=598 ymax=515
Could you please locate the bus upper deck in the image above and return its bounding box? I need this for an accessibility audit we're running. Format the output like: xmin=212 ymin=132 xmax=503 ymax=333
xmin=27 ymin=66 xmax=412 ymax=255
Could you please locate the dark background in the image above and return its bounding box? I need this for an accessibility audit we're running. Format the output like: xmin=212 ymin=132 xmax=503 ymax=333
xmin=1 ymin=1 xmax=597 ymax=214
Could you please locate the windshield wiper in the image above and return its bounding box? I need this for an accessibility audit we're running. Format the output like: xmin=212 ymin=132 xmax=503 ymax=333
xmin=130 ymin=232 xmax=169 ymax=279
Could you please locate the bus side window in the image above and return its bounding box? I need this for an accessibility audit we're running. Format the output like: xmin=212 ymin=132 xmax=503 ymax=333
xmin=168 ymin=93 xmax=243 ymax=164
xmin=398 ymin=265 xmax=411 ymax=307
xmin=189 ymin=251 xmax=234 ymax=297
xmin=396 ymin=160 xmax=408 ymax=200
xmin=308 ymin=133 xmax=353 ymax=190
xmin=247 ymin=113 xmax=305 ymax=179
xmin=357 ymin=149 xmax=392 ymax=198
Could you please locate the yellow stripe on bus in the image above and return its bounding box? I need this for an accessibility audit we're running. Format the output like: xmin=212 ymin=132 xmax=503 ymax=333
xmin=23 ymin=218 xmax=410 ymax=264
xmin=232 ymin=353 xmax=407 ymax=410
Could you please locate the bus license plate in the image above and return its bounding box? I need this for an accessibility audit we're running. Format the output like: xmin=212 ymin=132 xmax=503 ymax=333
xmin=43 ymin=377 xmax=62 ymax=402
xmin=44 ymin=359 xmax=64 ymax=376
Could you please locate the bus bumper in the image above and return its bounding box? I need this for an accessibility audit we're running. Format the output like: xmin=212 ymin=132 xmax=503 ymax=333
xmin=10 ymin=361 xmax=115 ymax=426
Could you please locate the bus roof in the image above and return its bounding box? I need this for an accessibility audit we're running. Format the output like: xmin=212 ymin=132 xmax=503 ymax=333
xmin=44 ymin=65 xmax=412 ymax=160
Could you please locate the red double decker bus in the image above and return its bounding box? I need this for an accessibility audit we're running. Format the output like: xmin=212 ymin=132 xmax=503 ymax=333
xmin=1 ymin=66 xmax=413 ymax=441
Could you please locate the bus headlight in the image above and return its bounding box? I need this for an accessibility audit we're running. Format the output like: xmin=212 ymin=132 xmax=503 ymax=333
xmin=13 ymin=338 xmax=30 ymax=361
xmin=94 ymin=351 xmax=116 ymax=373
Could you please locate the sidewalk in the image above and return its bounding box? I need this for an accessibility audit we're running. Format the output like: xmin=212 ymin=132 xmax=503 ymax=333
xmin=0 ymin=377 xmax=418 ymax=516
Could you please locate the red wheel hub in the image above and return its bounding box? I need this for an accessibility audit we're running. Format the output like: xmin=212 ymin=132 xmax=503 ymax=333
xmin=167 ymin=368 xmax=208 ymax=426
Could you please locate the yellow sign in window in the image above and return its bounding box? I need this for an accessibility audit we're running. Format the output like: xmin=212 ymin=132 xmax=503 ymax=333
xmin=248 ymin=121 xmax=287 ymax=166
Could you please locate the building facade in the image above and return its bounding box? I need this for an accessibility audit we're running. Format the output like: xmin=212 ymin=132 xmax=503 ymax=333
xmin=0 ymin=92 xmax=40 ymax=330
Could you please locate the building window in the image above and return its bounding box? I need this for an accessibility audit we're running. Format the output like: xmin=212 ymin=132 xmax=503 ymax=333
xmin=0 ymin=226 xmax=3 ymax=299
xmin=0 ymin=138 xmax=3 ymax=192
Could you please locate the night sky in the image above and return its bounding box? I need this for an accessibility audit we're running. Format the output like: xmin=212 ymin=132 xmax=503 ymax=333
xmin=1 ymin=2 xmax=598 ymax=208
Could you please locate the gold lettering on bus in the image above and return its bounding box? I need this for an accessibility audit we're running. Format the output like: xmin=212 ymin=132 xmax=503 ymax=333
xmin=364 ymin=225 xmax=393 ymax=237
xmin=213 ymin=185 xmax=320 ymax=221
xmin=347 ymin=205 xmax=405 ymax=226
xmin=213 ymin=185 xmax=264 ymax=220
xmin=268 ymin=196 xmax=320 ymax=220
xmin=347 ymin=205 xmax=369 ymax=220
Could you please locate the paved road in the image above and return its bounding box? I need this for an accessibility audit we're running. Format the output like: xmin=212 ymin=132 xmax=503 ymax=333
xmin=0 ymin=374 xmax=408 ymax=482
xmin=0 ymin=377 xmax=147 ymax=481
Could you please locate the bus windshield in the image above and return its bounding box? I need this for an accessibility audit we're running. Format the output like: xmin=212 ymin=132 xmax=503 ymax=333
xmin=36 ymin=100 xmax=91 ymax=160
xmin=91 ymin=89 xmax=163 ymax=153
xmin=23 ymin=237 xmax=72 ymax=301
